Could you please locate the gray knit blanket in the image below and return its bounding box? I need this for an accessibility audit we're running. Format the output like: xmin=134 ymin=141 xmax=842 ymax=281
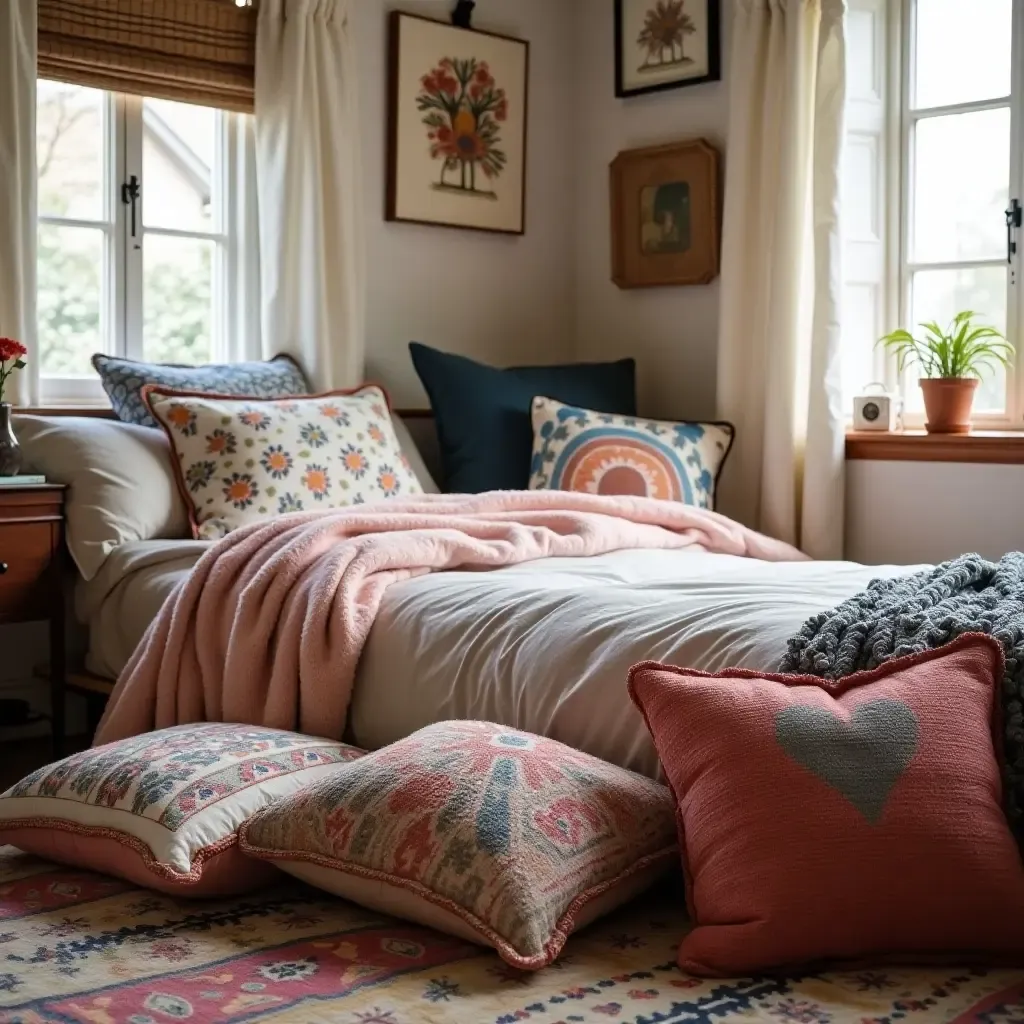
xmin=779 ymin=551 xmax=1024 ymax=845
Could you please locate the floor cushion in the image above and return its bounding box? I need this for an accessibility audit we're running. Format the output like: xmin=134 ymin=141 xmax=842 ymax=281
xmin=629 ymin=633 xmax=1024 ymax=976
xmin=240 ymin=720 xmax=677 ymax=969
xmin=0 ymin=724 xmax=363 ymax=896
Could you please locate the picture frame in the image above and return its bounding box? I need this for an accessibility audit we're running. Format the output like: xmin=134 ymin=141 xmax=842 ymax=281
xmin=610 ymin=138 xmax=720 ymax=289
xmin=386 ymin=11 xmax=529 ymax=236
xmin=615 ymin=0 xmax=721 ymax=98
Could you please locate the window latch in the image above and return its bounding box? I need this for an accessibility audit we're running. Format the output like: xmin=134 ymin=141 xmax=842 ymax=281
xmin=1007 ymin=198 xmax=1022 ymax=264
xmin=121 ymin=175 xmax=141 ymax=239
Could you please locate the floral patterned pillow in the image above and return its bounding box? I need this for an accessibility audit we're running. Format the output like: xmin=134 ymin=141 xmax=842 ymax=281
xmin=239 ymin=720 xmax=678 ymax=969
xmin=529 ymin=396 xmax=734 ymax=510
xmin=0 ymin=724 xmax=363 ymax=896
xmin=144 ymin=385 xmax=423 ymax=539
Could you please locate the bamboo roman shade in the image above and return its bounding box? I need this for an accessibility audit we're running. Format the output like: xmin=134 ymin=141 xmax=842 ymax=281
xmin=37 ymin=0 xmax=257 ymax=113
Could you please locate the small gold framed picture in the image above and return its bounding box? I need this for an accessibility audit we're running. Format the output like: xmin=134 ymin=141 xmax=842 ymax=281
xmin=610 ymin=138 xmax=720 ymax=289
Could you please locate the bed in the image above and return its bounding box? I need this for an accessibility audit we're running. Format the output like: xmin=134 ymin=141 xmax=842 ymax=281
xmin=1 ymin=845 xmax=1021 ymax=1024
xmin=76 ymin=540 xmax=921 ymax=776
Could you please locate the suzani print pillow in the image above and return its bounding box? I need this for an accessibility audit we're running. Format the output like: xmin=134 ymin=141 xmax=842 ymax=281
xmin=628 ymin=634 xmax=1024 ymax=976
xmin=0 ymin=724 xmax=364 ymax=896
xmin=239 ymin=720 xmax=678 ymax=969
xmin=144 ymin=385 xmax=423 ymax=539
xmin=529 ymin=396 xmax=734 ymax=509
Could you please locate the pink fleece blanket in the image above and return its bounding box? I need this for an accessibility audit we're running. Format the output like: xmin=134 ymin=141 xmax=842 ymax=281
xmin=94 ymin=491 xmax=805 ymax=745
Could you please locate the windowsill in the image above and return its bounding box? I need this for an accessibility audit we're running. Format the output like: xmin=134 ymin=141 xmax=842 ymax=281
xmin=846 ymin=430 xmax=1024 ymax=464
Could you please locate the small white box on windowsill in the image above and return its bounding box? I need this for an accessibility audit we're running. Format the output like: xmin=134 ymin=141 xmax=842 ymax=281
xmin=853 ymin=385 xmax=903 ymax=432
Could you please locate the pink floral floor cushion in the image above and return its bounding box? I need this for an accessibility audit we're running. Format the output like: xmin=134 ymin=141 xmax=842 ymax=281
xmin=0 ymin=724 xmax=363 ymax=895
xmin=240 ymin=720 xmax=679 ymax=968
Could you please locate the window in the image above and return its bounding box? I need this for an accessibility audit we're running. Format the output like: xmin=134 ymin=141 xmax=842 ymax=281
xmin=36 ymin=81 xmax=255 ymax=402
xmin=842 ymin=0 xmax=1024 ymax=425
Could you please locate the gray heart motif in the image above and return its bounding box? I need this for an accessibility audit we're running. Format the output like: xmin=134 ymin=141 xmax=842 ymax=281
xmin=774 ymin=699 xmax=919 ymax=823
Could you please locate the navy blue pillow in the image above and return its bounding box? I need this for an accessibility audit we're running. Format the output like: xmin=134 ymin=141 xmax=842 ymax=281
xmin=410 ymin=343 xmax=637 ymax=493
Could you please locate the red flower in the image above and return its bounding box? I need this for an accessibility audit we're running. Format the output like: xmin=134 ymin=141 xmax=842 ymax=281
xmin=436 ymin=72 xmax=458 ymax=95
xmin=0 ymin=338 xmax=27 ymax=363
xmin=495 ymin=98 xmax=508 ymax=121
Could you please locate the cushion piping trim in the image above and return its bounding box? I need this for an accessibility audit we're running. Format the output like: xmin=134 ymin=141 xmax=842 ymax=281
xmin=237 ymin=824 xmax=678 ymax=970
xmin=0 ymin=817 xmax=239 ymax=883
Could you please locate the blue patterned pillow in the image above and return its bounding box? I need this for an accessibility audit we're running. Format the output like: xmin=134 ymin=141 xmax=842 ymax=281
xmin=529 ymin=396 xmax=734 ymax=510
xmin=92 ymin=353 xmax=311 ymax=428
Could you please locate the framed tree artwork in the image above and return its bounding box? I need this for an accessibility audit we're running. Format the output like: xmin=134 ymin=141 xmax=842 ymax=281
xmin=386 ymin=11 xmax=529 ymax=235
xmin=610 ymin=139 xmax=720 ymax=288
xmin=615 ymin=0 xmax=721 ymax=98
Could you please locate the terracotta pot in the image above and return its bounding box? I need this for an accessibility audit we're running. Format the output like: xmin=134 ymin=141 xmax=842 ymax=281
xmin=919 ymin=377 xmax=979 ymax=434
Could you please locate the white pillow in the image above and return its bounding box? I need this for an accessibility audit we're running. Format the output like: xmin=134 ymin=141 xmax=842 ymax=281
xmin=14 ymin=415 xmax=190 ymax=581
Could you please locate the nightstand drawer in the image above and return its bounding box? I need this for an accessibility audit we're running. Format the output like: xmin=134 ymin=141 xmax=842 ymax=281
xmin=0 ymin=521 xmax=58 ymax=623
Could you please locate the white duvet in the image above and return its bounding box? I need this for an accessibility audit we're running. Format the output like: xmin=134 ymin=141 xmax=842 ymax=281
xmin=79 ymin=543 xmax=920 ymax=777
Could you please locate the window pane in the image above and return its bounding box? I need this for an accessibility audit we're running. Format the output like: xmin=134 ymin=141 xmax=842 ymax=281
xmin=143 ymin=98 xmax=217 ymax=232
xmin=144 ymin=235 xmax=214 ymax=365
xmin=37 ymin=80 xmax=105 ymax=221
xmin=914 ymin=0 xmax=1012 ymax=109
xmin=907 ymin=267 xmax=1009 ymax=413
xmin=37 ymin=223 xmax=105 ymax=377
xmin=842 ymin=285 xmax=880 ymax=414
xmin=912 ymin=108 xmax=1010 ymax=263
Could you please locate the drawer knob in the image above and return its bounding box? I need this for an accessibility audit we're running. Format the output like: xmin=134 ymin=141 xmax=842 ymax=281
xmin=0 ymin=563 xmax=6 ymax=575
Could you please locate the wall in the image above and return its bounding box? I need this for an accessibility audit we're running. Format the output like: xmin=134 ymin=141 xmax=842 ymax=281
xmin=846 ymin=461 xmax=1024 ymax=564
xmin=354 ymin=0 xmax=579 ymax=407
xmin=570 ymin=5 xmax=729 ymax=420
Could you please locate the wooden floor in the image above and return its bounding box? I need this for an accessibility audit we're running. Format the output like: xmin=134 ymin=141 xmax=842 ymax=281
xmin=0 ymin=735 xmax=88 ymax=790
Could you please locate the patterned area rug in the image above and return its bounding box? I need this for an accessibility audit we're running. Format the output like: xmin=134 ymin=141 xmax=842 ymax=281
xmin=0 ymin=847 xmax=1021 ymax=1024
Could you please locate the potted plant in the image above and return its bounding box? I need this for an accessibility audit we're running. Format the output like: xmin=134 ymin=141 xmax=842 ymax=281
xmin=877 ymin=311 xmax=1013 ymax=434
xmin=0 ymin=337 xmax=28 ymax=476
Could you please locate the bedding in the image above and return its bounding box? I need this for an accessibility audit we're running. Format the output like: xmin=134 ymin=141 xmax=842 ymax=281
xmin=79 ymin=541 xmax=921 ymax=778
xmin=15 ymin=415 xmax=191 ymax=580
xmin=92 ymin=492 xmax=804 ymax=746
xmin=91 ymin=493 xmax=802 ymax=746
xmin=1 ymin=846 xmax=1022 ymax=1024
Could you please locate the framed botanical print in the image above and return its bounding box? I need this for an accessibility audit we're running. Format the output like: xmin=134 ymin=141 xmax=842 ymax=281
xmin=386 ymin=11 xmax=529 ymax=235
xmin=615 ymin=0 xmax=721 ymax=98
xmin=610 ymin=139 xmax=720 ymax=289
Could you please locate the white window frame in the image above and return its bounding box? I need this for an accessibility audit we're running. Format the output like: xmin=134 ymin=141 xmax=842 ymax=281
xmin=888 ymin=0 xmax=1024 ymax=427
xmin=37 ymin=83 xmax=254 ymax=405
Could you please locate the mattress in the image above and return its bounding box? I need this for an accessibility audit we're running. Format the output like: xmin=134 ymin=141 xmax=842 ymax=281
xmin=2 ymin=845 xmax=1020 ymax=1024
xmin=79 ymin=542 xmax=921 ymax=778
xmin=351 ymin=550 xmax=921 ymax=776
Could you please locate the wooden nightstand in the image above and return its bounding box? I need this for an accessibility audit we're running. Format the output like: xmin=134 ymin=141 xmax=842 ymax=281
xmin=0 ymin=485 xmax=66 ymax=757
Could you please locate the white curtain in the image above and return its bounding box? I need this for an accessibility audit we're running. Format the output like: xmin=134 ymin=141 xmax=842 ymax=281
xmin=0 ymin=0 xmax=38 ymax=406
xmin=716 ymin=0 xmax=846 ymax=558
xmin=255 ymin=0 xmax=364 ymax=391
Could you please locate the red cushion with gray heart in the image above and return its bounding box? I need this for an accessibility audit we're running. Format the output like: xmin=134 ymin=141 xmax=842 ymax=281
xmin=628 ymin=633 xmax=1024 ymax=976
